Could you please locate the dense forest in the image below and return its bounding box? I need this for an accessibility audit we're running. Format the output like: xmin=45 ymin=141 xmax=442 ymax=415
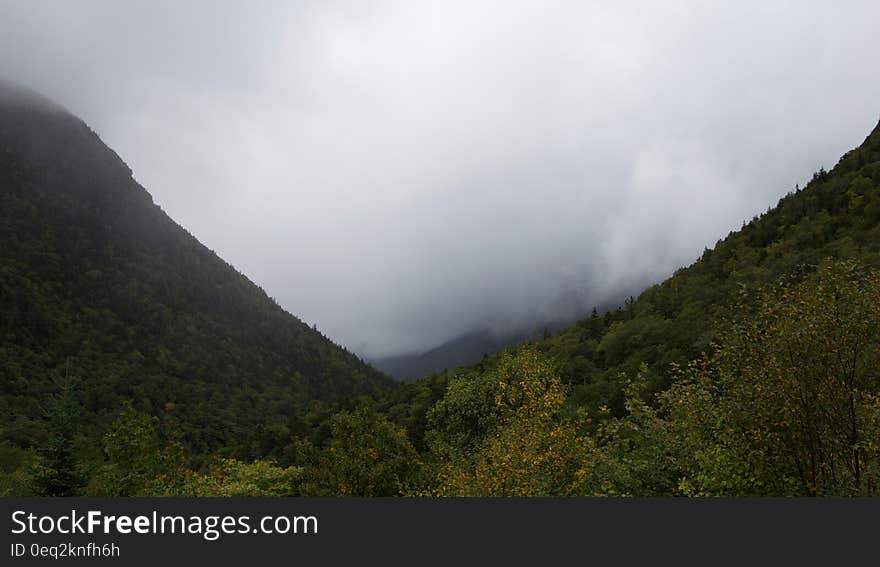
xmin=1 ymin=83 xmax=879 ymax=496
xmin=0 ymin=83 xmax=391 ymax=477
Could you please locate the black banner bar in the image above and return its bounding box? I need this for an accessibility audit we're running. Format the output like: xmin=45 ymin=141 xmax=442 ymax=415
xmin=2 ymin=498 xmax=877 ymax=565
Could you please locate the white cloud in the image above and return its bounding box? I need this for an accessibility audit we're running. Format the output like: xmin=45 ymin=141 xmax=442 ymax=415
xmin=2 ymin=0 xmax=878 ymax=355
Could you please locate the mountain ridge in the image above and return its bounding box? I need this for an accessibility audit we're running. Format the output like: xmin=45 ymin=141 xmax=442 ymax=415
xmin=358 ymin=116 xmax=880 ymax=448
xmin=0 ymin=84 xmax=392 ymax=452
xmin=519 ymin=117 xmax=880 ymax=408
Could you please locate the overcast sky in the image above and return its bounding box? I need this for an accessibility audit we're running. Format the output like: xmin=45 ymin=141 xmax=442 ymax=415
xmin=2 ymin=1 xmax=879 ymax=357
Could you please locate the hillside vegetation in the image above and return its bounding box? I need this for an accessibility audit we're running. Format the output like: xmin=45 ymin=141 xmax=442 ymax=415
xmin=2 ymin=82 xmax=878 ymax=496
xmin=0 ymin=84 xmax=391 ymax=466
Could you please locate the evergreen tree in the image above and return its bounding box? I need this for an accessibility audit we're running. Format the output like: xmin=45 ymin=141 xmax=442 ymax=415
xmin=31 ymin=373 xmax=84 ymax=496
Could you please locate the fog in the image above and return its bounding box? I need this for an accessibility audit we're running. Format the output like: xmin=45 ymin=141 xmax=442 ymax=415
xmin=2 ymin=1 xmax=879 ymax=356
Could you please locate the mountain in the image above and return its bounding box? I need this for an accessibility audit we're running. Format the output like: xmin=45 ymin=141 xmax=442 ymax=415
xmin=363 ymin=117 xmax=880 ymax=447
xmin=370 ymin=315 xmax=591 ymax=381
xmin=0 ymin=83 xmax=392 ymax=453
xmin=370 ymin=329 xmax=535 ymax=381
xmin=270 ymin=117 xmax=880 ymax=498
xmin=502 ymin=118 xmax=880 ymax=412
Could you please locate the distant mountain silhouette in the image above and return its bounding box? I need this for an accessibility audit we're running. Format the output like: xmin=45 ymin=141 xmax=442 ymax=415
xmin=370 ymin=317 xmax=588 ymax=381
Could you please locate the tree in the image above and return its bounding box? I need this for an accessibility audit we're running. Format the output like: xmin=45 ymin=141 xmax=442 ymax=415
xmin=154 ymin=458 xmax=302 ymax=497
xmin=433 ymin=349 xmax=595 ymax=496
xmin=302 ymin=408 xmax=422 ymax=496
xmin=91 ymin=403 xmax=167 ymax=496
xmin=424 ymin=368 xmax=501 ymax=462
xmin=31 ymin=375 xmax=84 ymax=496
xmin=583 ymin=366 xmax=682 ymax=496
xmin=663 ymin=261 xmax=880 ymax=496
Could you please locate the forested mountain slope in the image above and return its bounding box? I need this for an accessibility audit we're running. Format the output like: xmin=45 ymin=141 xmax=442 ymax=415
xmin=0 ymin=83 xmax=391 ymax=453
xmin=2 ymin=81 xmax=878 ymax=497
xmin=354 ymin=118 xmax=880 ymax=446
xmin=371 ymin=314 xmax=597 ymax=382
xmin=534 ymin=118 xmax=880 ymax=413
xmin=218 ymin=116 xmax=880 ymax=498
xmin=371 ymin=328 xmax=538 ymax=381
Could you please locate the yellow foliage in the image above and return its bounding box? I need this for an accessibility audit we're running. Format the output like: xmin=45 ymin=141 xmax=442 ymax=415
xmin=434 ymin=349 xmax=595 ymax=496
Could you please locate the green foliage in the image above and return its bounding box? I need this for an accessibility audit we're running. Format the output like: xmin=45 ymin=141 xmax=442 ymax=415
xmin=517 ymin=121 xmax=880 ymax=416
xmin=0 ymin=86 xmax=392 ymax=461
xmin=86 ymin=404 xmax=301 ymax=497
xmin=152 ymin=458 xmax=302 ymax=497
xmin=580 ymin=368 xmax=681 ymax=496
xmin=301 ymin=408 xmax=423 ymax=496
xmin=0 ymin=440 xmax=37 ymax=496
xmin=659 ymin=356 xmax=802 ymax=496
xmin=89 ymin=403 xmax=171 ymax=496
xmin=664 ymin=261 xmax=880 ymax=496
xmin=424 ymin=370 xmax=501 ymax=462
xmin=431 ymin=350 xmax=595 ymax=496
xmin=5 ymin=86 xmax=880 ymax=497
xmin=30 ymin=377 xmax=85 ymax=496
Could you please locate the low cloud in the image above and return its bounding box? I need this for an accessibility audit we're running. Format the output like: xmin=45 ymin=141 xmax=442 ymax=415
xmin=2 ymin=1 xmax=879 ymax=356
